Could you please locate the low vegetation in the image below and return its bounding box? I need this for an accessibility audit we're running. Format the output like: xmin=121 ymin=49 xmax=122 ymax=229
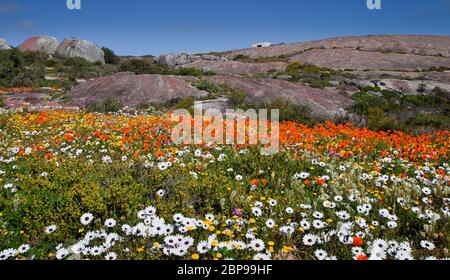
xmin=349 ymin=86 xmax=450 ymax=133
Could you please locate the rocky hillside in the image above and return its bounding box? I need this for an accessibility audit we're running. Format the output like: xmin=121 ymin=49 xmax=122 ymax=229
xmin=1 ymin=35 xmax=449 ymax=132
xmin=223 ymin=35 xmax=450 ymax=71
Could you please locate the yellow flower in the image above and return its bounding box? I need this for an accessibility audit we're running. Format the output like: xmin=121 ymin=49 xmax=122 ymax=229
xmin=154 ymin=242 xmax=160 ymax=247
xmin=211 ymin=240 xmax=219 ymax=247
xmin=20 ymin=230 xmax=25 ymax=235
xmin=268 ymin=246 xmax=274 ymax=253
xmin=282 ymin=246 xmax=294 ymax=253
xmin=208 ymin=226 xmax=215 ymax=232
xmin=326 ymin=219 xmax=333 ymax=223
xmin=48 ymin=252 xmax=55 ymax=258
xmin=268 ymin=241 xmax=275 ymax=246
xmin=191 ymin=254 xmax=200 ymax=260
xmin=249 ymin=218 xmax=256 ymax=224
xmin=137 ymin=246 xmax=145 ymax=253
xmin=216 ymin=253 xmax=223 ymax=259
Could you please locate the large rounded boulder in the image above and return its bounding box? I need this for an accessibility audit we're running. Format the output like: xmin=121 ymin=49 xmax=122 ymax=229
xmin=56 ymin=38 xmax=105 ymax=64
xmin=0 ymin=38 xmax=12 ymax=50
xmin=19 ymin=36 xmax=58 ymax=54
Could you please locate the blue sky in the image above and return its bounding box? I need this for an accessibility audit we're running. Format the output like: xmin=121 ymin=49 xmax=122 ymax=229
xmin=1 ymin=0 xmax=450 ymax=55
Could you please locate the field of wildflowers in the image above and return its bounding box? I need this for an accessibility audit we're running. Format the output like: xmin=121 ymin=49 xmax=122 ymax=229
xmin=0 ymin=111 xmax=449 ymax=260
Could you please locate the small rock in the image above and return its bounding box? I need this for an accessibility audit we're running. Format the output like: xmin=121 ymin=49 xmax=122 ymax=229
xmin=0 ymin=38 xmax=12 ymax=50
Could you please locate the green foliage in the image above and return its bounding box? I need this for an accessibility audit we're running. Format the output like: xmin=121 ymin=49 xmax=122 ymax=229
xmin=0 ymin=49 xmax=46 ymax=87
xmin=173 ymin=67 xmax=215 ymax=77
xmin=408 ymin=113 xmax=450 ymax=129
xmin=227 ymin=87 xmax=247 ymax=107
xmin=86 ymin=97 xmax=122 ymax=113
xmin=118 ymin=58 xmax=169 ymax=75
xmin=102 ymin=47 xmax=120 ymax=65
xmin=285 ymin=62 xmax=334 ymax=88
xmin=350 ymin=86 xmax=450 ymax=132
xmin=366 ymin=107 xmax=400 ymax=131
xmin=238 ymin=97 xmax=313 ymax=124
xmin=233 ymin=54 xmax=288 ymax=63
xmin=194 ymin=80 xmax=222 ymax=93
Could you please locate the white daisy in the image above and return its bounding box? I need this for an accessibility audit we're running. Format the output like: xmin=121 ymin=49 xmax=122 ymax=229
xmin=45 ymin=225 xmax=57 ymax=234
xmin=302 ymin=234 xmax=318 ymax=246
xmin=80 ymin=213 xmax=94 ymax=226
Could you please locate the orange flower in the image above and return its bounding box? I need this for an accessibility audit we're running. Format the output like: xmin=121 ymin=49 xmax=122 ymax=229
xmin=44 ymin=153 xmax=53 ymax=159
xmin=250 ymin=179 xmax=259 ymax=186
xmin=356 ymin=255 xmax=369 ymax=261
xmin=353 ymin=236 xmax=364 ymax=246
xmin=63 ymin=133 xmax=75 ymax=141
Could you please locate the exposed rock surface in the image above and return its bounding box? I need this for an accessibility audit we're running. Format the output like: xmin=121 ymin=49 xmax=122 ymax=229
xmin=157 ymin=53 xmax=227 ymax=67
xmin=56 ymin=38 xmax=105 ymax=63
xmin=183 ymin=60 xmax=287 ymax=75
xmin=224 ymin=35 xmax=450 ymax=71
xmin=19 ymin=36 xmax=58 ymax=54
xmin=205 ymin=76 xmax=352 ymax=118
xmin=378 ymin=79 xmax=450 ymax=95
xmin=0 ymin=38 xmax=12 ymax=50
xmin=194 ymin=97 xmax=229 ymax=113
xmin=68 ymin=74 xmax=208 ymax=108
xmin=289 ymin=48 xmax=450 ymax=71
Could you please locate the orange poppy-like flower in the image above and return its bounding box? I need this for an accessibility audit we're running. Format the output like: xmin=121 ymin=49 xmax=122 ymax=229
xmin=353 ymin=236 xmax=364 ymax=246
xmin=250 ymin=179 xmax=259 ymax=186
xmin=356 ymin=255 xmax=369 ymax=260
xmin=44 ymin=153 xmax=53 ymax=159
xmin=63 ymin=133 xmax=75 ymax=141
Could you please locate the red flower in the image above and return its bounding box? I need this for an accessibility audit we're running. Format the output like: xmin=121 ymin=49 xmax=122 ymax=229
xmin=353 ymin=236 xmax=364 ymax=246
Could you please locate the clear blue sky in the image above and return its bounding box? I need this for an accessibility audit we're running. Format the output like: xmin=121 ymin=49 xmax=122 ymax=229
xmin=1 ymin=0 xmax=450 ymax=56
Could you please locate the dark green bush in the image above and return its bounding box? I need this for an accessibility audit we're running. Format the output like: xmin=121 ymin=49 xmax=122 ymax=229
xmin=173 ymin=67 xmax=215 ymax=77
xmin=102 ymin=47 xmax=120 ymax=65
xmin=408 ymin=114 xmax=450 ymax=129
xmin=86 ymin=97 xmax=122 ymax=113
xmin=118 ymin=58 xmax=168 ymax=75
xmin=366 ymin=107 xmax=400 ymax=131
xmin=285 ymin=62 xmax=333 ymax=88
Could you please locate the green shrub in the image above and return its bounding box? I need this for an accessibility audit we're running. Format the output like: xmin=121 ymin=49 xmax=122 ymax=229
xmin=227 ymin=88 xmax=247 ymax=107
xmin=118 ymin=58 xmax=168 ymax=75
xmin=233 ymin=54 xmax=288 ymax=63
xmin=44 ymin=59 xmax=60 ymax=68
xmin=367 ymin=107 xmax=400 ymax=131
xmin=285 ymin=62 xmax=333 ymax=88
xmin=102 ymin=47 xmax=120 ymax=65
xmin=408 ymin=114 xmax=450 ymax=129
xmin=86 ymin=97 xmax=122 ymax=113
xmin=173 ymin=67 xmax=215 ymax=77
xmin=194 ymin=80 xmax=222 ymax=93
